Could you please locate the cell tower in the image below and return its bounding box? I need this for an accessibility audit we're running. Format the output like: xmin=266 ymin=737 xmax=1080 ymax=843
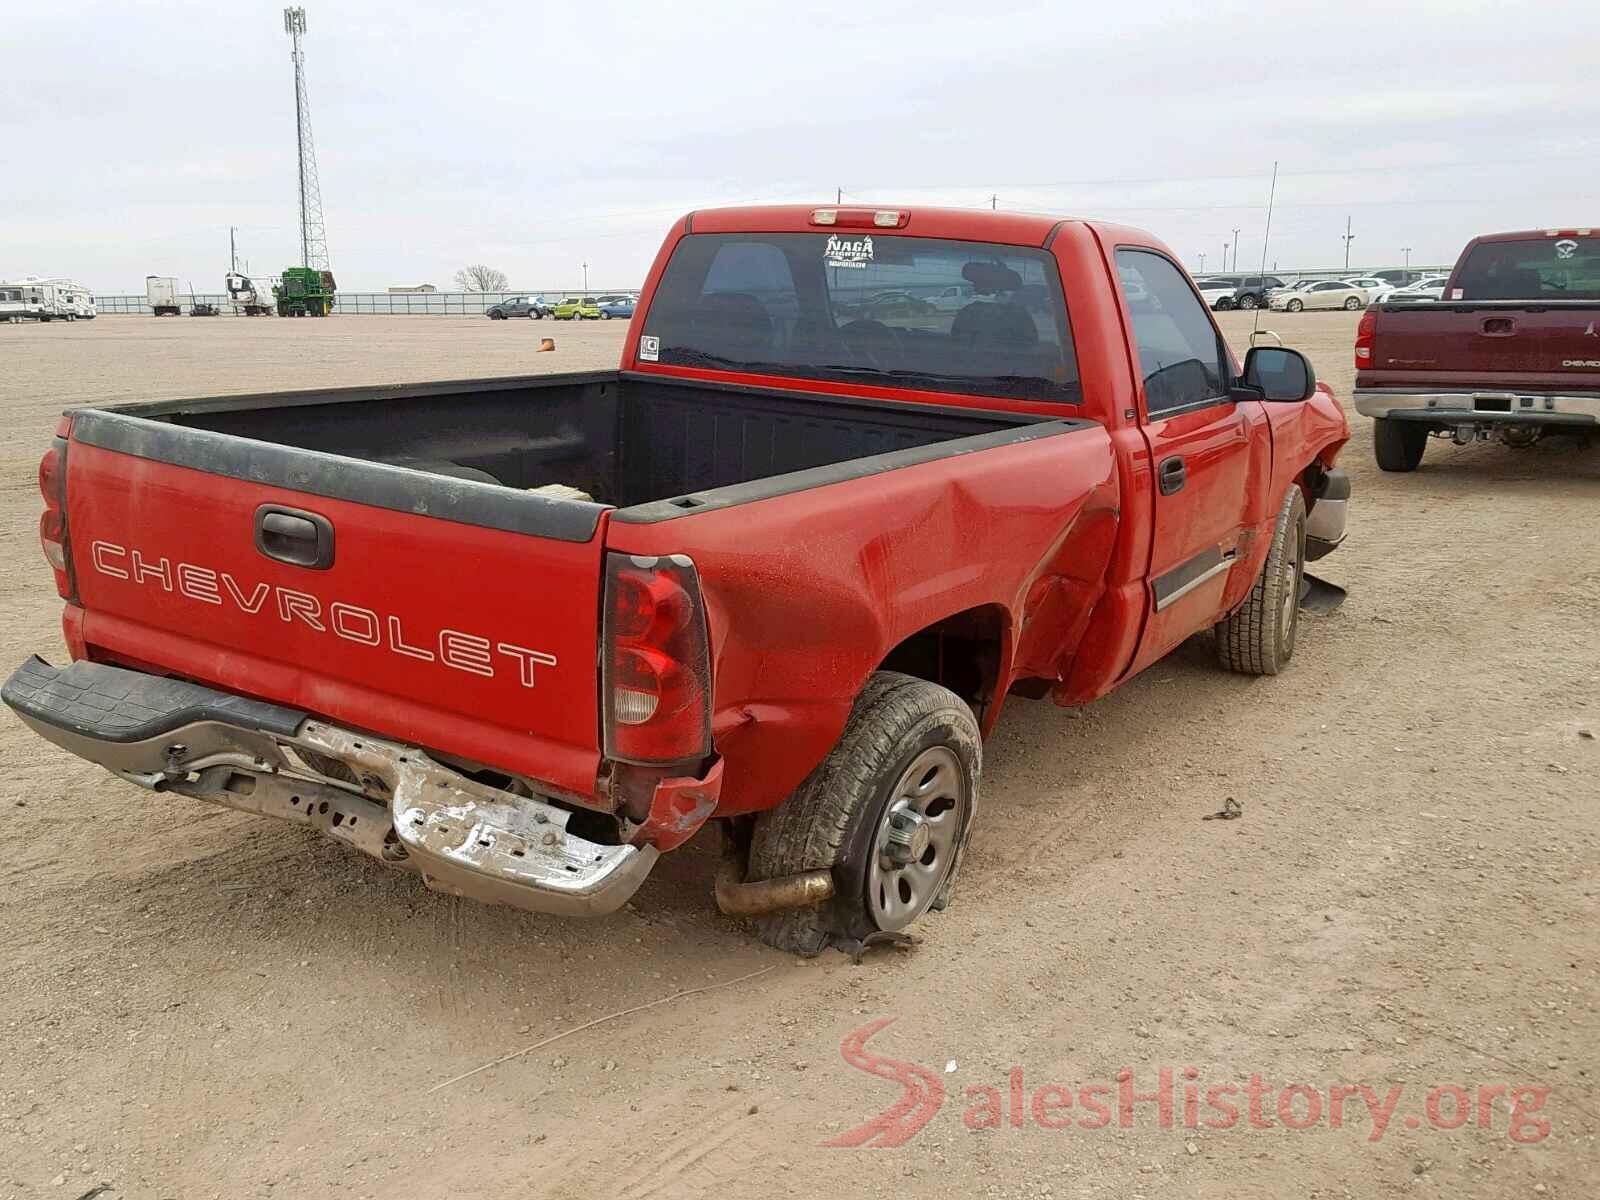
xmin=283 ymin=7 xmax=330 ymax=270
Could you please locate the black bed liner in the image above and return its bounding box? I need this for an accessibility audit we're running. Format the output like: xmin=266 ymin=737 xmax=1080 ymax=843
xmin=73 ymin=370 xmax=1090 ymax=538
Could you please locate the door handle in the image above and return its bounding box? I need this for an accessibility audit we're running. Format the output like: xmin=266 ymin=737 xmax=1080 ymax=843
xmin=1158 ymin=456 xmax=1187 ymax=496
xmin=254 ymin=504 xmax=335 ymax=570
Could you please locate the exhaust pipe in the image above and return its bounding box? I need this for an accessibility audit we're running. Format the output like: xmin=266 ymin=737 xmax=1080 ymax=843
xmin=714 ymin=858 xmax=834 ymax=917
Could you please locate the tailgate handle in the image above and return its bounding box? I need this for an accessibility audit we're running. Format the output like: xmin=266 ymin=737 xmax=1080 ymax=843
xmin=1481 ymin=317 xmax=1515 ymax=336
xmin=254 ymin=505 xmax=335 ymax=570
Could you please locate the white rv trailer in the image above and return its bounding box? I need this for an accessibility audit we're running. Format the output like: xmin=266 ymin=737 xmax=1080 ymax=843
xmin=0 ymin=276 xmax=95 ymax=322
xmin=0 ymin=278 xmax=58 ymax=322
xmin=46 ymin=278 xmax=96 ymax=319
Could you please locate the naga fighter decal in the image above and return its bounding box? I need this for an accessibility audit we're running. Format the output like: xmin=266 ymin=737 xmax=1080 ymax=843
xmin=87 ymin=540 xmax=557 ymax=687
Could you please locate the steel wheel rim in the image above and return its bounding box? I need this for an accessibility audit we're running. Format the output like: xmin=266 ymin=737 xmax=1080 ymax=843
xmin=866 ymin=746 xmax=967 ymax=931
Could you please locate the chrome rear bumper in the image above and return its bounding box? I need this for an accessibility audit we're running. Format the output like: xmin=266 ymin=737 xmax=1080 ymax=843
xmin=1354 ymin=389 xmax=1600 ymax=425
xmin=2 ymin=656 xmax=654 ymax=916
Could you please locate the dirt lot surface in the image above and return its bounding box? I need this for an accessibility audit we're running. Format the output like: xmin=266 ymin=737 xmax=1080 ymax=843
xmin=1 ymin=312 xmax=1595 ymax=1199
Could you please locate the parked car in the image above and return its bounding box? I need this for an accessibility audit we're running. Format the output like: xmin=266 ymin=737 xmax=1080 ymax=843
xmin=1355 ymin=228 xmax=1600 ymax=470
xmin=1230 ymin=275 xmax=1289 ymax=310
xmin=1192 ymin=279 xmax=1237 ymax=310
xmin=861 ymin=290 xmax=936 ymax=320
xmin=553 ymin=296 xmax=601 ymax=320
xmin=1343 ymin=278 xmax=1396 ymax=304
xmin=594 ymin=295 xmax=637 ymax=320
xmin=1372 ymin=269 xmax=1424 ymax=286
xmin=1269 ymin=280 xmax=1368 ymax=312
xmin=926 ymin=282 xmax=978 ymax=312
xmin=4 ymin=205 xmax=1350 ymax=956
xmin=486 ymin=295 xmax=552 ymax=320
xmin=1385 ymin=275 xmax=1451 ymax=303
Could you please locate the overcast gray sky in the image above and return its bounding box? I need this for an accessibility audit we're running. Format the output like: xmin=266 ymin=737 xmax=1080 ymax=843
xmin=5 ymin=0 xmax=1598 ymax=292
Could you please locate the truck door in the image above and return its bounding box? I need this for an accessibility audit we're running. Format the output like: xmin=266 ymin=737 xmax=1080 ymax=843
xmin=1112 ymin=248 xmax=1260 ymax=674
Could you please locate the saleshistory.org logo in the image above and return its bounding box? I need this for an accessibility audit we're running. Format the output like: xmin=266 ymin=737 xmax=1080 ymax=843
xmin=87 ymin=540 xmax=556 ymax=687
xmin=826 ymin=1019 xmax=1553 ymax=1147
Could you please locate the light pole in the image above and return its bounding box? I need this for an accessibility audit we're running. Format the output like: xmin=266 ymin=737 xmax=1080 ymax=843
xmin=582 ymin=261 xmax=588 ymax=295
xmin=1222 ymin=243 xmax=1229 ymax=274
xmin=1402 ymin=246 xmax=1412 ymax=269
xmin=1230 ymin=228 xmax=1241 ymax=272
xmin=1197 ymin=253 xmax=1207 ymax=273
xmin=1342 ymin=216 xmax=1355 ymax=270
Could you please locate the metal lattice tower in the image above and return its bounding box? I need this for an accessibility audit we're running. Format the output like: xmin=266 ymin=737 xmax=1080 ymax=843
xmin=283 ymin=7 xmax=330 ymax=271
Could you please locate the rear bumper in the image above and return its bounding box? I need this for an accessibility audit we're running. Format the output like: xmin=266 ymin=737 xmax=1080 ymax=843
xmin=2 ymin=656 xmax=655 ymax=916
xmin=1353 ymin=389 xmax=1600 ymax=426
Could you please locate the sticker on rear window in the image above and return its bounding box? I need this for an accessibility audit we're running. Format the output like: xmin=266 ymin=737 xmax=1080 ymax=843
xmin=824 ymin=234 xmax=874 ymax=270
xmin=638 ymin=335 xmax=660 ymax=362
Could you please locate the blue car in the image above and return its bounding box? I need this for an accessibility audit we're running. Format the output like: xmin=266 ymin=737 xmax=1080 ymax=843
xmin=595 ymin=295 xmax=636 ymax=321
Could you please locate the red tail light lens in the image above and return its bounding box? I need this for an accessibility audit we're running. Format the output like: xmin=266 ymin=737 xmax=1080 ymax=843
xmin=603 ymin=554 xmax=712 ymax=764
xmin=38 ymin=438 xmax=75 ymax=599
xmin=1354 ymin=308 xmax=1377 ymax=369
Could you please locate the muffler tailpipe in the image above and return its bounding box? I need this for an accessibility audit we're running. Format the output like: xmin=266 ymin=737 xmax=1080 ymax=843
xmin=714 ymin=859 xmax=834 ymax=917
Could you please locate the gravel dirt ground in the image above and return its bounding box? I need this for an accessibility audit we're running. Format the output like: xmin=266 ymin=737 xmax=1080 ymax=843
xmin=1 ymin=312 xmax=1595 ymax=1199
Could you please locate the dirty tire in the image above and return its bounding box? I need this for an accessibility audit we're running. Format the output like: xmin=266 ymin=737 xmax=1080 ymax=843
xmin=1373 ymin=417 xmax=1428 ymax=472
xmin=1216 ymin=485 xmax=1305 ymax=676
xmin=747 ymin=672 xmax=981 ymax=957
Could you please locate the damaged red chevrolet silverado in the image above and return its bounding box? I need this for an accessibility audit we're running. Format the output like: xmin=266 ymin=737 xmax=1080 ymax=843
xmin=6 ymin=206 xmax=1350 ymax=955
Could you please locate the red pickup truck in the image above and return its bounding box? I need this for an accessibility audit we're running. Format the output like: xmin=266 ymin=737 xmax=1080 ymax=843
xmin=1355 ymin=228 xmax=1600 ymax=470
xmin=6 ymin=206 xmax=1350 ymax=955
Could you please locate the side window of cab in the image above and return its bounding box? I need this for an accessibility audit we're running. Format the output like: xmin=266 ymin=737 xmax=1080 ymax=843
xmin=1113 ymin=249 xmax=1230 ymax=416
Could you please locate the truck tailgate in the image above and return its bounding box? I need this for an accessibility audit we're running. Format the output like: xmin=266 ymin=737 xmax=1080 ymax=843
xmin=65 ymin=412 xmax=609 ymax=801
xmin=1366 ymin=302 xmax=1600 ymax=388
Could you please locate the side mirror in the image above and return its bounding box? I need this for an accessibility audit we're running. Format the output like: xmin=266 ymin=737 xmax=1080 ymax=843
xmin=1241 ymin=346 xmax=1316 ymax=402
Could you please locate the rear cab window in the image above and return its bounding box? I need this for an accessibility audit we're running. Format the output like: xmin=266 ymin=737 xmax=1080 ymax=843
xmin=1455 ymin=236 xmax=1600 ymax=300
xmin=640 ymin=232 xmax=1081 ymax=405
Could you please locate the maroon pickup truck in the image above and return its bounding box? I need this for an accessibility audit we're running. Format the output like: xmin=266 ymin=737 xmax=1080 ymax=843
xmin=5 ymin=205 xmax=1350 ymax=956
xmin=1355 ymin=228 xmax=1600 ymax=470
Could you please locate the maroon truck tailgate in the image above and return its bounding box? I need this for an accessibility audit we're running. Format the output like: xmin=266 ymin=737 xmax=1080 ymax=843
xmin=1365 ymin=304 xmax=1600 ymax=389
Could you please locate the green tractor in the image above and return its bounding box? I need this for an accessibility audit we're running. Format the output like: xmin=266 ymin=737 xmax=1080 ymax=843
xmin=274 ymin=267 xmax=336 ymax=317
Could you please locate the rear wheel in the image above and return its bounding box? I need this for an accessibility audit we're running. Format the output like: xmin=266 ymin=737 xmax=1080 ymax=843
xmin=1373 ymin=418 xmax=1428 ymax=471
xmin=1216 ymin=485 xmax=1305 ymax=676
xmin=747 ymin=672 xmax=980 ymax=957
xmin=1344 ymin=296 xmax=1362 ymax=310
xmin=1214 ymin=297 xmax=1234 ymax=311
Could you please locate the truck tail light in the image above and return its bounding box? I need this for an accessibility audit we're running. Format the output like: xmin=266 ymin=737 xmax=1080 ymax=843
xmin=602 ymin=553 xmax=712 ymax=765
xmin=1354 ymin=308 xmax=1377 ymax=369
xmin=38 ymin=432 xmax=76 ymax=600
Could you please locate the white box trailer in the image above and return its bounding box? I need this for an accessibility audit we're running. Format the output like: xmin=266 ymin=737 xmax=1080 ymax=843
xmin=146 ymin=275 xmax=180 ymax=316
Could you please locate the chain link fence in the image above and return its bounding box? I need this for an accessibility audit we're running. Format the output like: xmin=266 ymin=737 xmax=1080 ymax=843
xmin=90 ymin=290 xmax=629 ymax=316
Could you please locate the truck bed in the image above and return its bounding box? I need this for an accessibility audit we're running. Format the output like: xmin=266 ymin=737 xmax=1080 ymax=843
xmin=90 ymin=371 xmax=1042 ymax=524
